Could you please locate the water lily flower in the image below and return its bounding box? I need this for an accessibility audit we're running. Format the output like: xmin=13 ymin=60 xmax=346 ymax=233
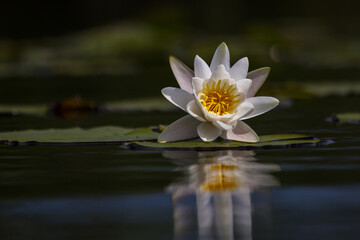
xmin=158 ymin=42 xmax=279 ymax=143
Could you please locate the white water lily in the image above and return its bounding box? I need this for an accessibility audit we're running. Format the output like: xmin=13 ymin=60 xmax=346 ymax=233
xmin=158 ymin=42 xmax=279 ymax=143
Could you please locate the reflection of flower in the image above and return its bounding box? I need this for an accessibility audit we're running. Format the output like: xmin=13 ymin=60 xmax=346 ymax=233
xmin=165 ymin=150 xmax=279 ymax=240
xmin=166 ymin=150 xmax=279 ymax=194
xmin=158 ymin=43 xmax=279 ymax=143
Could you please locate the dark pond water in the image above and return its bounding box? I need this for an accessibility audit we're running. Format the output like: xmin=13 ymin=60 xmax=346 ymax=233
xmin=0 ymin=93 xmax=359 ymax=240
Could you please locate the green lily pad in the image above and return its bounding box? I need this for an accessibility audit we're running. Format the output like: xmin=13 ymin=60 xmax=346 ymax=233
xmin=0 ymin=126 xmax=159 ymax=145
xmin=125 ymin=134 xmax=332 ymax=150
xmin=0 ymin=126 xmax=331 ymax=149
xmin=326 ymin=112 xmax=360 ymax=124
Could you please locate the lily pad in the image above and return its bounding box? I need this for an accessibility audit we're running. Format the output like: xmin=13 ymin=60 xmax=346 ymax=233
xmin=0 ymin=126 xmax=159 ymax=145
xmin=125 ymin=134 xmax=332 ymax=150
xmin=326 ymin=112 xmax=360 ymax=124
xmin=0 ymin=126 xmax=331 ymax=149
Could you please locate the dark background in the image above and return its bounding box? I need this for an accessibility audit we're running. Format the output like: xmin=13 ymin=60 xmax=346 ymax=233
xmin=0 ymin=0 xmax=359 ymax=103
xmin=2 ymin=0 xmax=360 ymax=38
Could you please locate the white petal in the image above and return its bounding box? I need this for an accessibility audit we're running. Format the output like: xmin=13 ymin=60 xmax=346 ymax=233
xmin=169 ymin=56 xmax=194 ymax=94
xmin=197 ymin=122 xmax=222 ymax=142
xmin=194 ymin=55 xmax=211 ymax=79
xmin=221 ymin=121 xmax=259 ymax=142
xmin=213 ymin=120 xmax=235 ymax=131
xmin=186 ymin=100 xmax=206 ymax=122
xmin=236 ymin=79 xmax=252 ymax=95
xmin=229 ymin=57 xmax=249 ymax=80
xmin=210 ymin=42 xmax=230 ymax=72
xmin=210 ymin=64 xmax=230 ymax=81
xmin=215 ymin=113 xmax=236 ymax=124
xmin=241 ymin=97 xmax=279 ymax=120
xmin=192 ymin=77 xmax=204 ymax=96
xmin=229 ymin=101 xmax=254 ymax=123
xmin=246 ymin=67 xmax=270 ymax=97
xmin=158 ymin=115 xmax=199 ymax=143
xmin=162 ymin=87 xmax=195 ymax=112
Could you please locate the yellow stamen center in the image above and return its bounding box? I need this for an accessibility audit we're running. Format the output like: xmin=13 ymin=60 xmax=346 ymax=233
xmin=199 ymin=80 xmax=241 ymax=116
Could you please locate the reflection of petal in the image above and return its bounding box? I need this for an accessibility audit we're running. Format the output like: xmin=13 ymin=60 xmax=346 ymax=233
xmin=233 ymin=189 xmax=252 ymax=240
xmin=229 ymin=150 xmax=256 ymax=158
xmin=171 ymin=186 xmax=196 ymax=202
xmin=214 ymin=193 xmax=234 ymax=240
xmin=197 ymin=192 xmax=213 ymax=238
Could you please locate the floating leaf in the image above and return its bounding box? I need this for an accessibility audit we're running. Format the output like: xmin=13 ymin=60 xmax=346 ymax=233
xmin=125 ymin=134 xmax=332 ymax=150
xmin=326 ymin=112 xmax=360 ymax=124
xmin=0 ymin=126 xmax=331 ymax=149
xmin=0 ymin=126 xmax=158 ymax=145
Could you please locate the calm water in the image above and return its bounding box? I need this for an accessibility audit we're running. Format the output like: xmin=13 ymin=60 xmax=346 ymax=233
xmin=0 ymin=94 xmax=359 ymax=240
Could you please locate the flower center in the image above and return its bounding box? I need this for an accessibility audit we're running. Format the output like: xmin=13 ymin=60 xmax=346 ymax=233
xmin=199 ymin=80 xmax=241 ymax=116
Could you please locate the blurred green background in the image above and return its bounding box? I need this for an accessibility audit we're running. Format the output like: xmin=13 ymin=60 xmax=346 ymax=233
xmin=1 ymin=0 xmax=359 ymax=104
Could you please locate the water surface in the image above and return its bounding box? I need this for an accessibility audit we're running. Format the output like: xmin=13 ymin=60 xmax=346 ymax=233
xmin=0 ymin=96 xmax=359 ymax=240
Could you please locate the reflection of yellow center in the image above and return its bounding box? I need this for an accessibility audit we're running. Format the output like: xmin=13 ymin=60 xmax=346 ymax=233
xmin=208 ymin=164 xmax=238 ymax=171
xmin=201 ymin=175 xmax=238 ymax=191
xmin=199 ymin=80 xmax=241 ymax=116
xmin=201 ymin=164 xmax=241 ymax=192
